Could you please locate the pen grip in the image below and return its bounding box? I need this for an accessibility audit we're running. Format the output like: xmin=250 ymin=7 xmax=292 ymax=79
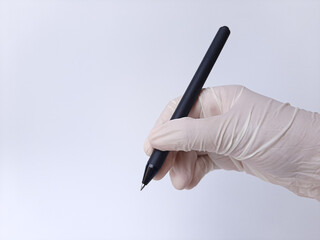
xmin=148 ymin=149 xmax=169 ymax=170
xmin=143 ymin=149 xmax=169 ymax=185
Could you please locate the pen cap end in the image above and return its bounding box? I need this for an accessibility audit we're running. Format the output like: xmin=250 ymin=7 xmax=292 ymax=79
xmin=220 ymin=26 xmax=230 ymax=31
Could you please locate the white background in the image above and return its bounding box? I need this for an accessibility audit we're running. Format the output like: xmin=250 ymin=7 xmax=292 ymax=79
xmin=1 ymin=1 xmax=320 ymax=239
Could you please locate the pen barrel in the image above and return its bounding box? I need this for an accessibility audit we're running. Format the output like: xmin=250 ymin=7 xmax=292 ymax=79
xmin=171 ymin=26 xmax=230 ymax=119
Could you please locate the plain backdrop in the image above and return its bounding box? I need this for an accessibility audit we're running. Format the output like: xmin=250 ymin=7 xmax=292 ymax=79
xmin=1 ymin=0 xmax=320 ymax=239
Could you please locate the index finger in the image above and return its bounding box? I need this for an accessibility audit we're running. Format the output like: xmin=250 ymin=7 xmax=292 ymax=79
xmin=144 ymin=89 xmax=206 ymax=155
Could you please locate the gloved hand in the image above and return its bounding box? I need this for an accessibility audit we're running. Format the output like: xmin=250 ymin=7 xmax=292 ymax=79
xmin=144 ymin=85 xmax=320 ymax=201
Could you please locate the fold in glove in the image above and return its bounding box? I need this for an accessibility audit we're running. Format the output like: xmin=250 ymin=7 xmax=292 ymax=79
xmin=144 ymin=85 xmax=320 ymax=201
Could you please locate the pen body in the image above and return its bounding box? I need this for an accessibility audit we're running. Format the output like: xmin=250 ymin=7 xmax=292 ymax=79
xmin=142 ymin=26 xmax=230 ymax=187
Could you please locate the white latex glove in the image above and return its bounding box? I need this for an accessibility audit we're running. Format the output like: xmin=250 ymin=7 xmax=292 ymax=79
xmin=144 ymin=85 xmax=320 ymax=201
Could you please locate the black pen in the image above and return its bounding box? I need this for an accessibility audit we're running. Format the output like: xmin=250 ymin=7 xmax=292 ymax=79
xmin=141 ymin=26 xmax=230 ymax=191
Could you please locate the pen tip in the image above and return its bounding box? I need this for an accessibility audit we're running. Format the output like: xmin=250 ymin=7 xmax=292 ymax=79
xmin=140 ymin=184 xmax=146 ymax=191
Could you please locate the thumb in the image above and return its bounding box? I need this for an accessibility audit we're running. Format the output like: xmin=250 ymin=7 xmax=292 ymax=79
xmin=149 ymin=116 xmax=225 ymax=153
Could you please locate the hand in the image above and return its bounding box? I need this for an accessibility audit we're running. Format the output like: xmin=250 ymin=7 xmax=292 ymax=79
xmin=144 ymin=85 xmax=320 ymax=201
